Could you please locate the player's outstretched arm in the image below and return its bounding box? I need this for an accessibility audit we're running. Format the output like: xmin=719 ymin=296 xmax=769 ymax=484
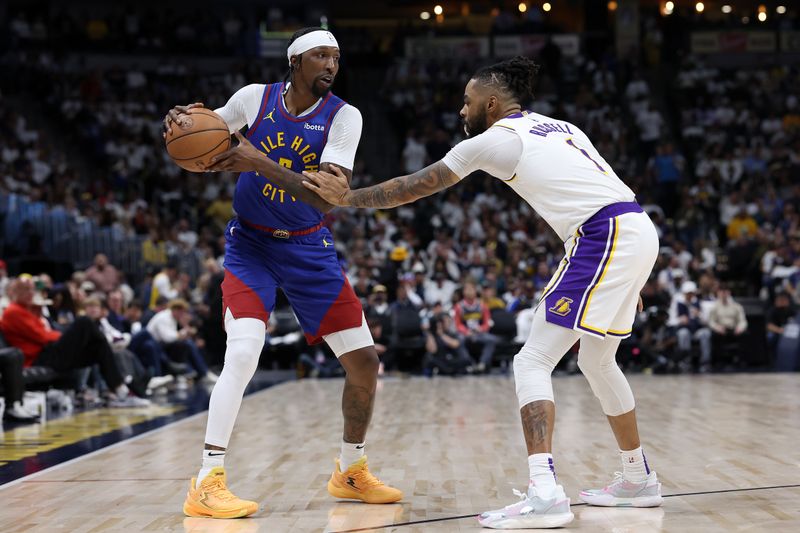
xmin=206 ymin=131 xmax=334 ymax=212
xmin=302 ymin=161 xmax=460 ymax=209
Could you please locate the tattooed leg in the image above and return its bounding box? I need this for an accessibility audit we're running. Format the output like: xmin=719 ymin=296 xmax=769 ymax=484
xmin=338 ymin=347 xmax=380 ymax=443
xmin=520 ymin=400 xmax=555 ymax=455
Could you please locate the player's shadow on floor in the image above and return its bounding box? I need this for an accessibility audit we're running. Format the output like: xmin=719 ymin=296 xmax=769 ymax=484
xmin=324 ymin=502 xmax=405 ymax=532
xmin=575 ymin=505 xmax=665 ymax=531
xmin=183 ymin=517 xmax=260 ymax=533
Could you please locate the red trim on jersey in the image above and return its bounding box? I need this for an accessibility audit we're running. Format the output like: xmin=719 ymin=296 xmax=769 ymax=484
xmin=321 ymin=101 xmax=346 ymax=147
xmin=221 ymin=270 xmax=270 ymax=324
xmin=304 ymin=273 xmax=364 ymax=345
xmin=246 ymin=84 xmax=274 ymax=139
xmin=277 ymin=82 xmax=333 ymax=123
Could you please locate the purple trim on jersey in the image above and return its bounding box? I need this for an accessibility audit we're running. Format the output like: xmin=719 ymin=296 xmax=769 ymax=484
xmin=506 ymin=111 xmax=526 ymax=119
xmin=585 ymin=202 xmax=642 ymax=225
xmin=246 ymin=85 xmax=273 ymax=139
xmin=321 ymin=101 xmax=346 ymax=147
xmin=277 ymin=82 xmax=333 ymax=123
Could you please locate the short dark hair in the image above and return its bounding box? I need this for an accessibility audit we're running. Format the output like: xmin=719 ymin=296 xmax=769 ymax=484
xmin=472 ymin=55 xmax=541 ymax=105
xmin=285 ymin=26 xmax=326 ymax=83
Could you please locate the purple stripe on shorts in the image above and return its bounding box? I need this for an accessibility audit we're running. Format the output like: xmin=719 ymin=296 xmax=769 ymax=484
xmin=544 ymin=219 xmax=612 ymax=330
xmin=576 ymin=216 xmax=618 ymax=335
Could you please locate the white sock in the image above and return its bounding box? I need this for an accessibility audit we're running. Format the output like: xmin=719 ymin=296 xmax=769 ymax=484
xmin=620 ymin=446 xmax=650 ymax=482
xmin=197 ymin=449 xmax=226 ymax=486
xmin=528 ymin=453 xmax=558 ymax=497
xmin=339 ymin=441 xmax=365 ymax=470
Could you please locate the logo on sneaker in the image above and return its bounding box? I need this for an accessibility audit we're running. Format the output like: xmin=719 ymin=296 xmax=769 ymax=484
xmin=346 ymin=476 xmax=358 ymax=489
xmin=355 ymin=444 xmax=365 ymax=449
xmin=208 ymin=452 xmax=225 ymax=456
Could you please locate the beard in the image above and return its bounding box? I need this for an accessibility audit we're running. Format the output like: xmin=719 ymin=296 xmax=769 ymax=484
xmin=463 ymin=108 xmax=488 ymax=138
xmin=311 ymin=76 xmax=334 ymax=98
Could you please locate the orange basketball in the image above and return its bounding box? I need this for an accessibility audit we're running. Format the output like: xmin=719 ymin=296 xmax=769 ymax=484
xmin=165 ymin=108 xmax=231 ymax=172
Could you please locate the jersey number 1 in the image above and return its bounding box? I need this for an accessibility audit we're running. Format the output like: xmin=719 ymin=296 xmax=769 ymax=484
xmin=566 ymin=138 xmax=606 ymax=173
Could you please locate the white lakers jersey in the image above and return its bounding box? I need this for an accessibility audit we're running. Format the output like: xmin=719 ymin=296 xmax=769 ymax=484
xmin=442 ymin=111 xmax=635 ymax=241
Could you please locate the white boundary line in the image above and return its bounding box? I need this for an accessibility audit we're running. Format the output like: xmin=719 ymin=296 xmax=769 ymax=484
xmin=0 ymin=384 xmax=284 ymax=491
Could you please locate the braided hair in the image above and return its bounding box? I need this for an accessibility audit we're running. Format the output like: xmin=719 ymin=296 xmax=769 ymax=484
xmin=284 ymin=26 xmax=326 ymax=83
xmin=472 ymin=56 xmax=541 ymax=105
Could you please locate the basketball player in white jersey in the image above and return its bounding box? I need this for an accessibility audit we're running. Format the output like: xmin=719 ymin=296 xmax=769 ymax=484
xmin=302 ymin=56 xmax=663 ymax=529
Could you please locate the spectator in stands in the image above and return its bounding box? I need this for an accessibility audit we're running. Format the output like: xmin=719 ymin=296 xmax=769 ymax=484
xmin=0 ymin=343 xmax=37 ymax=421
xmin=424 ymin=312 xmax=472 ymax=376
xmin=365 ymin=284 xmax=390 ymax=329
xmin=0 ymin=259 xmax=9 ymax=299
xmin=84 ymin=253 xmax=121 ymax=294
xmin=142 ymin=229 xmax=168 ymax=271
xmin=0 ymin=277 xmax=149 ymax=406
xmin=125 ymin=301 xmax=144 ymax=333
xmin=105 ymin=289 xmax=126 ymax=331
xmin=149 ymin=260 xmax=183 ymax=309
xmin=424 ymin=271 xmax=457 ymax=309
xmin=766 ymin=291 xmax=794 ymax=357
xmin=146 ymin=298 xmax=217 ymax=383
xmin=726 ymin=209 xmax=758 ymax=241
xmin=481 ymin=284 xmax=506 ymax=311
xmin=454 ymin=281 xmax=497 ymax=373
xmin=639 ymin=306 xmax=677 ymax=372
xmin=205 ymin=190 xmax=233 ymax=233
xmin=506 ymin=281 xmax=536 ymax=313
xmin=648 ymin=142 xmax=685 ymax=216
xmin=46 ymin=284 xmax=77 ymax=327
xmin=402 ymin=129 xmax=427 ymax=174
xmin=708 ymin=285 xmax=748 ymax=368
xmin=390 ymin=284 xmax=419 ymax=312
xmin=368 ymin=315 xmax=391 ymax=373
xmin=88 ymin=297 xmax=174 ymax=394
xmin=674 ymin=280 xmax=713 ymax=372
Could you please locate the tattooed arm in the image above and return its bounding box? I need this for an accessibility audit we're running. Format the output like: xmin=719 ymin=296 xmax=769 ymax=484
xmin=302 ymin=160 xmax=461 ymax=209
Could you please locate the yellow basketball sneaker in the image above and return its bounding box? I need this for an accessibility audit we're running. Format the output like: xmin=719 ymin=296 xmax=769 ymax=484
xmin=327 ymin=455 xmax=403 ymax=504
xmin=183 ymin=467 xmax=258 ymax=519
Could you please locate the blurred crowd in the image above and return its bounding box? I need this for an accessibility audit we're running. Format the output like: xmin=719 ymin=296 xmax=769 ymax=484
xmin=0 ymin=254 xmax=226 ymax=421
xmin=1 ymin=3 xmax=800 ymax=425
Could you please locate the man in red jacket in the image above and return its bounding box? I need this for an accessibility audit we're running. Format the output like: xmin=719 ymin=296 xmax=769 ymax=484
xmin=453 ymin=281 xmax=498 ymax=373
xmin=0 ymin=277 xmax=149 ymax=407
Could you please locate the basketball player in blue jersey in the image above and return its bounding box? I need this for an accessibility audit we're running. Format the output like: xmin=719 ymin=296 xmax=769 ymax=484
xmin=164 ymin=28 xmax=402 ymax=519
xmin=302 ymin=56 xmax=663 ymax=529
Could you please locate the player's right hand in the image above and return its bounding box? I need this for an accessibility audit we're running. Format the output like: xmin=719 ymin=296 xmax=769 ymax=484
xmin=162 ymin=102 xmax=204 ymax=136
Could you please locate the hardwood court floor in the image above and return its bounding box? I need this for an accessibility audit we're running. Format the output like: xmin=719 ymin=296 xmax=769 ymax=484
xmin=1 ymin=373 xmax=799 ymax=532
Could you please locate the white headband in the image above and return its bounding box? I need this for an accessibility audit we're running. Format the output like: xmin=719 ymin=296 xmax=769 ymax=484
xmin=287 ymin=31 xmax=339 ymax=65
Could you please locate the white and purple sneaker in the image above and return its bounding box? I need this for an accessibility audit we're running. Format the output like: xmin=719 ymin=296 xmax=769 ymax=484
xmin=478 ymin=485 xmax=574 ymax=529
xmin=579 ymin=471 xmax=662 ymax=507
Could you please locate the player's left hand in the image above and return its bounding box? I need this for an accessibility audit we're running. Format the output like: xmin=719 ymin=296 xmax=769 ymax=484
xmin=205 ymin=131 xmax=262 ymax=172
xmin=302 ymin=165 xmax=351 ymax=206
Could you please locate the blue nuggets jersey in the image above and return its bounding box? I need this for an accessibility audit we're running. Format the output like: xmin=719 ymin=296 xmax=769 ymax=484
xmin=234 ymin=82 xmax=346 ymax=230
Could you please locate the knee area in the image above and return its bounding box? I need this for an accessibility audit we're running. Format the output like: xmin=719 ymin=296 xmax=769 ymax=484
xmin=576 ymin=352 xmax=613 ymax=374
xmin=513 ymin=347 xmax=558 ymax=375
xmin=513 ymin=352 xmax=555 ymax=406
xmin=345 ymin=351 xmax=380 ymax=381
xmin=224 ymin=336 xmax=263 ymax=377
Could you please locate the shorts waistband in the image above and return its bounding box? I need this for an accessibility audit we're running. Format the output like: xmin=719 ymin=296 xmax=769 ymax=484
xmin=585 ymin=201 xmax=643 ymax=225
xmin=239 ymin=218 xmax=324 ymax=239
